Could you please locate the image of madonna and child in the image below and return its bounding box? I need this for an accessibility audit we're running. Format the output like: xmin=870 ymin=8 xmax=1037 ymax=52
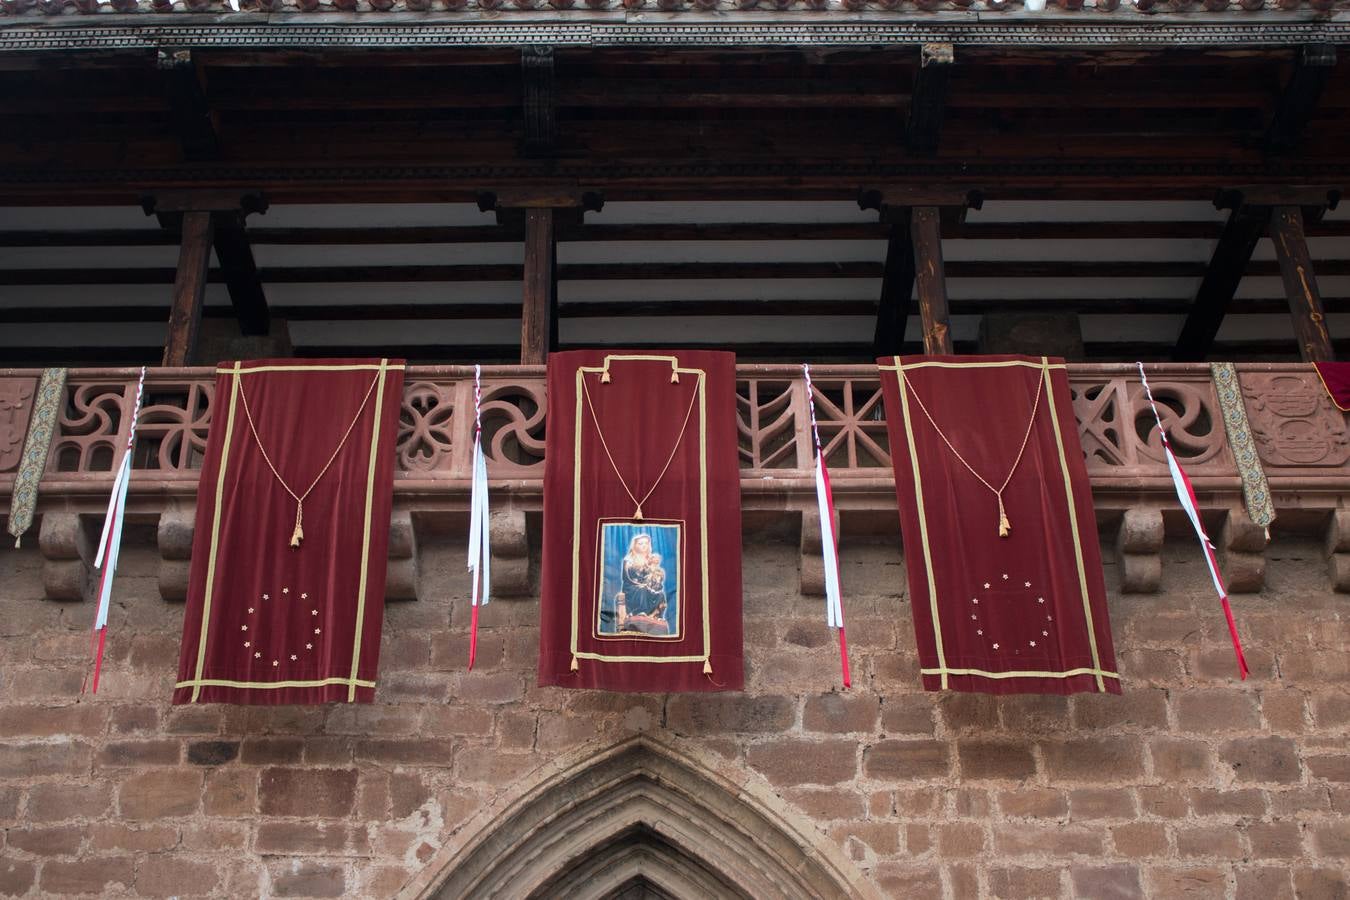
xmin=601 ymin=533 xmax=676 ymax=637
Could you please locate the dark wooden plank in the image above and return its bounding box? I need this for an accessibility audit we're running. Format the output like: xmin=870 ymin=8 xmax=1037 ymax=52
xmin=1265 ymin=45 xmax=1337 ymax=155
xmin=874 ymin=217 xmax=915 ymax=357
xmin=162 ymin=210 xmax=213 ymax=367
xmin=1172 ymin=201 xmax=1271 ymax=362
xmin=521 ymin=46 xmax=556 ymax=159
xmin=906 ymin=43 xmax=952 ymax=158
xmin=520 ymin=207 xmax=556 ymax=365
xmin=1270 ymin=204 xmax=1335 ymax=362
xmin=158 ymin=51 xmax=219 ymax=163
xmin=211 ymin=211 xmax=270 ymax=337
xmin=910 ymin=206 xmax=953 ymax=355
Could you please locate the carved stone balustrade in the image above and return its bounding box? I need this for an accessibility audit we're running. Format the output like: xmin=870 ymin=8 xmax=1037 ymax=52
xmin=2 ymin=363 xmax=1348 ymax=602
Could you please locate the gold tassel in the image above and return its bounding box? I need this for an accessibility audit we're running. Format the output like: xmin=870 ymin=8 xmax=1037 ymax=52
xmin=289 ymin=505 xmax=304 ymax=548
xmin=997 ymin=495 xmax=1010 ymax=538
xmin=600 ymin=370 xmax=611 ymax=384
xmin=634 ymin=505 xmax=643 ymax=521
xmin=670 ymin=370 xmax=680 ymax=384
xmin=570 ymin=655 xmax=579 ymax=672
xmin=13 ymin=536 xmax=19 ymax=548
xmin=702 ymin=659 xmax=712 ymax=675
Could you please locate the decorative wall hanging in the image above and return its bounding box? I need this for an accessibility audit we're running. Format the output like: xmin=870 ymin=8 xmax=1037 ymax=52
xmin=6 ymin=367 xmax=65 ymax=547
xmin=538 ymin=351 xmax=743 ymax=692
xmin=1140 ymin=363 xmax=1249 ymax=679
xmin=174 ymin=358 xmax=405 ymax=705
xmin=467 ymin=364 xmax=491 ymax=669
xmin=877 ymin=355 xmax=1121 ymax=696
xmin=803 ymin=364 xmax=850 ymax=689
xmin=1210 ymin=362 xmax=1275 ymax=530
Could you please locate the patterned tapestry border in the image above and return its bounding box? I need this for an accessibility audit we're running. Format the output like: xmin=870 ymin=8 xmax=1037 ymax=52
xmin=1211 ymin=362 xmax=1275 ymax=529
xmin=6 ymin=367 xmax=67 ymax=547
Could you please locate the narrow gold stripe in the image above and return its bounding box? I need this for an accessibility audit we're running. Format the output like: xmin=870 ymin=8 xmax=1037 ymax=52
xmin=893 ymin=355 xmax=948 ymax=689
xmin=570 ymin=366 xmax=585 ymax=661
xmin=1041 ymin=358 xmax=1107 ymax=693
xmin=347 ymin=359 xmax=388 ymax=702
xmin=216 ymin=363 xmax=407 ymax=375
xmin=878 ymin=360 xmax=1067 ymax=372
xmin=698 ymin=369 xmax=711 ymax=667
xmin=573 ymin=652 xmax=709 ymax=664
xmin=177 ymin=676 xmax=377 ymax=690
xmin=191 ymin=362 xmax=242 ymax=703
xmin=920 ymin=666 xmax=1120 ymax=681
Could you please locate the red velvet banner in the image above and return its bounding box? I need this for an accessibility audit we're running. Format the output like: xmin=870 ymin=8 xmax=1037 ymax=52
xmin=1313 ymin=362 xmax=1350 ymax=412
xmin=538 ymin=351 xmax=743 ymax=692
xmin=174 ymin=358 xmax=405 ymax=705
xmin=878 ymin=355 xmax=1121 ymax=696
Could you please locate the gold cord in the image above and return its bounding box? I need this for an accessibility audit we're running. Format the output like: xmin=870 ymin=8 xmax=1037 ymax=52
xmin=901 ymin=370 xmax=1044 ymax=537
xmin=580 ymin=374 xmax=700 ymax=520
xmin=237 ymin=369 xmax=383 ymax=549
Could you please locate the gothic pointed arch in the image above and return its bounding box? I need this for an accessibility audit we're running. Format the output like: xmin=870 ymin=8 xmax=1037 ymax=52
xmin=401 ymin=735 xmax=877 ymax=900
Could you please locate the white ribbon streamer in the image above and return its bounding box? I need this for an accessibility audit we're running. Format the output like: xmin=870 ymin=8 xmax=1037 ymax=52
xmin=93 ymin=366 xmax=146 ymax=630
xmin=467 ymin=365 xmax=491 ymax=610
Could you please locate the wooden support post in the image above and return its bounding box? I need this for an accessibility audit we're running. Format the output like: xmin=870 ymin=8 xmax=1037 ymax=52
xmin=212 ymin=211 xmax=270 ymax=337
xmin=1270 ymin=204 xmax=1334 ymax=362
xmin=521 ymin=207 xmax=556 ymax=365
xmin=1173 ymin=194 xmax=1270 ymax=362
xmin=163 ymin=210 xmax=214 ymax=367
xmin=874 ymin=214 xmax=915 ymax=356
xmin=911 ymin=206 xmax=953 ymax=355
xmin=1265 ymin=44 xmax=1337 ymax=155
xmin=906 ymin=42 xmax=952 ymax=158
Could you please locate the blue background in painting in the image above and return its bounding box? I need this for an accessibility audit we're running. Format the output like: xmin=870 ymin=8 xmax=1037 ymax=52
xmin=599 ymin=522 xmax=680 ymax=636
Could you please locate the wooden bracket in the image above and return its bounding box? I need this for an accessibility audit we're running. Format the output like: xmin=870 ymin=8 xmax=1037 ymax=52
xmin=1173 ymin=192 xmax=1271 ymax=362
xmin=1265 ymin=44 xmax=1337 ymax=155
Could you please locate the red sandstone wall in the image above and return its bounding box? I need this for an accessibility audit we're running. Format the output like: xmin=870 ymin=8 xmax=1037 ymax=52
xmin=1 ymin=532 xmax=1348 ymax=898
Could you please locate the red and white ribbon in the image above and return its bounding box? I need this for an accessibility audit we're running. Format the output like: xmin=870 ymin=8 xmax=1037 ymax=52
xmin=1138 ymin=363 xmax=1248 ymax=680
xmin=467 ymin=365 xmax=491 ymax=670
xmin=86 ymin=365 xmax=146 ymax=693
xmin=803 ymin=364 xmax=851 ymax=689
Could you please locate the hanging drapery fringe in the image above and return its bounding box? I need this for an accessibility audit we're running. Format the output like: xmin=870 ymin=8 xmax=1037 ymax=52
xmin=85 ymin=366 xmax=147 ymax=694
xmin=1138 ymin=363 xmax=1249 ymax=680
xmin=467 ymin=364 xmax=492 ymax=670
xmin=803 ymin=364 xmax=851 ymax=689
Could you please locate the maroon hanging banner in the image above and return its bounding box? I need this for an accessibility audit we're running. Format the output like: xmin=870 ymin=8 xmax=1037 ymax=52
xmin=174 ymin=358 xmax=405 ymax=705
xmin=538 ymin=351 xmax=743 ymax=692
xmin=878 ymin=355 xmax=1121 ymax=696
xmin=1313 ymin=362 xmax=1350 ymax=412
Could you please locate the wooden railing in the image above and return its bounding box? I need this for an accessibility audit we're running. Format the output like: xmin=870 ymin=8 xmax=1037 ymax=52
xmin=3 ymin=363 xmax=1349 ymax=600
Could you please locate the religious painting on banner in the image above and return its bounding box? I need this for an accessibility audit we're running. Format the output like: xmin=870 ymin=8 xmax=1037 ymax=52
xmin=877 ymin=355 xmax=1121 ymax=696
xmin=538 ymin=351 xmax=743 ymax=692
xmin=174 ymin=358 xmax=405 ymax=705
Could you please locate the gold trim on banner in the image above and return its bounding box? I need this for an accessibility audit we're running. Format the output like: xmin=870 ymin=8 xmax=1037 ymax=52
xmin=217 ymin=363 xmax=407 ymax=375
xmin=1040 ymin=358 xmax=1109 ymax=693
xmin=348 ymin=358 xmax=389 ymax=702
xmin=570 ymin=355 xmax=711 ymax=668
xmin=1312 ymin=363 xmax=1350 ymax=413
xmin=921 ymin=667 xmax=1120 ymax=681
xmin=190 ymin=361 xmax=242 ymax=703
xmin=885 ymin=356 xmax=1117 ymax=692
xmin=176 ymin=676 xmax=377 ymax=690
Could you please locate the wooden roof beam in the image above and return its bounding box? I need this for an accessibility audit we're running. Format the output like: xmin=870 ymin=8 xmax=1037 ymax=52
xmin=521 ymin=46 xmax=557 ymax=159
xmin=1264 ymin=44 xmax=1337 ymax=156
xmin=158 ymin=50 xmax=219 ymax=163
xmin=1172 ymin=191 xmax=1271 ymax=362
xmin=906 ymin=42 xmax=952 ymax=158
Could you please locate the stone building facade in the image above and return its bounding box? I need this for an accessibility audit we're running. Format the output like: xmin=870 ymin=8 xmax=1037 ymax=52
xmin=1 ymin=524 xmax=1347 ymax=898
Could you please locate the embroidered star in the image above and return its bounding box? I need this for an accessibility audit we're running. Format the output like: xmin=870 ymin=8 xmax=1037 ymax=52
xmin=301 ymin=592 xmax=308 ymax=599
xmin=1038 ymin=597 xmax=1045 ymax=603
xmin=262 ymin=594 xmax=269 ymax=600
xmin=254 ymin=652 xmax=261 ymax=659
xmin=248 ymin=607 xmax=254 ymax=614
xmin=241 ymin=625 xmax=248 ymax=631
xmin=971 ymin=598 xmax=979 ymax=605
xmin=272 ymin=660 xmax=278 ymax=666
xmin=976 ymin=630 xmax=983 ymax=636
xmin=306 ymin=643 xmax=313 ymax=650
xmin=1029 ymin=641 xmax=1037 ymax=647
xmin=971 ymin=614 xmax=977 ymax=620
xmin=992 ymin=643 xmax=1000 ymax=650
xmin=290 ymin=654 xmax=297 ymax=661
xmin=983 ymin=582 xmax=990 ymax=589
xmin=314 ymin=628 xmax=321 ymax=635
xmin=1043 ymin=630 xmax=1049 ymax=636
xmin=1002 ymin=574 xmax=1009 ymax=580
xmin=244 ymin=641 xmax=250 ymax=648
xmin=1024 ymin=581 xmax=1031 ymax=588
xmin=1047 ymin=615 xmax=1053 ymax=621
xmin=282 ymin=588 xmax=289 ymax=595
xmin=311 ymin=609 xmax=318 ymax=616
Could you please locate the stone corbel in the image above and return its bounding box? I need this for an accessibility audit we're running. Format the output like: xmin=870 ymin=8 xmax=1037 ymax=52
xmin=386 ymin=509 xmax=419 ymax=601
xmin=1219 ymin=507 xmax=1267 ymax=593
xmin=157 ymin=501 xmax=194 ymax=602
xmin=1326 ymin=509 xmax=1350 ymax=592
xmin=1115 ymin=507 xmax=1162 ymax=593
xmin=799 ymin=506 xmax=839 ymax=598
xmin=40 ymin=511 xmax=95 ymax=602
xmin=490 ymin=506 xmax=531 ymax=596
